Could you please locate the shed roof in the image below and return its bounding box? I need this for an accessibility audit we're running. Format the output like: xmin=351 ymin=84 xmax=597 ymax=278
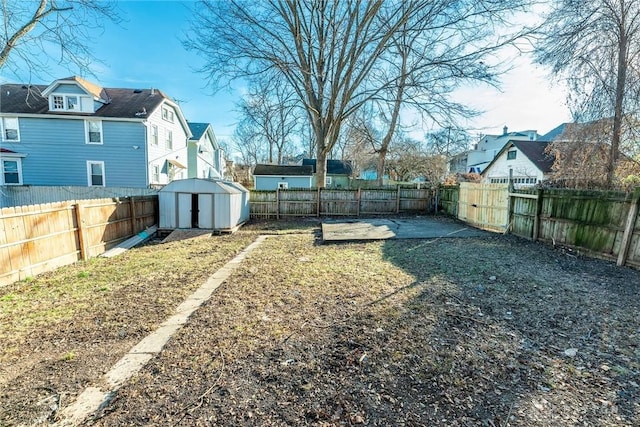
xmin=160 ymin=178 xmax=248 ymax=194
xmin=253 ymin=164 xmax=313 ymax=176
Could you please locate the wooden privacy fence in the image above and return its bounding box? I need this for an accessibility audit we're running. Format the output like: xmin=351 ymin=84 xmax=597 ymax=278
xmin=509 ymin=188 xmax=640 ymax=269
xmin=437 ymin=183 xmax=640 ymax=269
xmin=0 ymin=195 xmax=157 ymax=286
xmin=456 ymin=183 xmax=509 ymax=232
xmin=250 ymin=187 xmax=433 ymax=218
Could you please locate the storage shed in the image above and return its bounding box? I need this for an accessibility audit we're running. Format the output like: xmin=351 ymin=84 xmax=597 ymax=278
xmin=159 ymin=178 xmax=249 ymax=232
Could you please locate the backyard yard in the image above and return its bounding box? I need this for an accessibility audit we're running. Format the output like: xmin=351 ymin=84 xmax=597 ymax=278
xmin=1 ymin=217 xmax=639 ymax=426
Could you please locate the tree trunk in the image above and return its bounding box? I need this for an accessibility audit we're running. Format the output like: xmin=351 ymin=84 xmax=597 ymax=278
xmin=609 ymin=31 xmax=628 ymax=187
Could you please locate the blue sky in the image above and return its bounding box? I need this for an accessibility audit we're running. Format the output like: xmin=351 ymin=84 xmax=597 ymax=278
xmin=2 ymin=0 xmax=572 ymax=143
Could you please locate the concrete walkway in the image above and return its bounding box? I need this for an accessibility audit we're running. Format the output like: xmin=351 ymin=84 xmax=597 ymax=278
xmin=54 ymin=235 xmax=269 ymax=427
xmin=322 ymin=217 xmax=490 ymax=241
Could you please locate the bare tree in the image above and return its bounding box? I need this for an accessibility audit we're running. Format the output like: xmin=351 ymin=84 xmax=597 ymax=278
xmin=0 ymin=0 xmax=119 ymax=79
xmin=535 ymin=0 xmax=640 ymax=187
xmin=236 ymin=76 xmax=302 ymax=164
xmin=186 ymin=1 xmax=430 ymax=186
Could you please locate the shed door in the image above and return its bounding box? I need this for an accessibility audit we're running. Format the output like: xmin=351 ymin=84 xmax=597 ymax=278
xmin=177 ymin=193 xmax=192 ymax=228
xmin=198 ymin=194 xmax=214 ymax=229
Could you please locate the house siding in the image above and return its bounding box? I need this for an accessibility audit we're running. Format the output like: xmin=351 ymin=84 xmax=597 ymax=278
xmin=482 ymin=148 xmax=546 ymax=184
xmin=53 ymin=84 xmax=86 ymax=94
xmin=146 ymin=103 xmax=189 ymax=185
xmin=6 ymin=116 xmax=148 ymax=187
xmin=254 ymin=176 xmax=312 ymax=190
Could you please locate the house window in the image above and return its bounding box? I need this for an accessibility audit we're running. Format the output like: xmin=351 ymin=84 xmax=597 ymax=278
xmin=165 ymin=129 xmax=173 ymax=149
xmin=52 ymin=95 xmax=64 ymax=110
xmin=507 ymin=150 xmax=517 ymax=160
xmin=2 ymin=117 xmax=20 ymax=141
xmin=85 ymin=120 xmax=103 ymax=144
xmin=151 ymin=125 xmax=158 ymax=146
xmin=67 ymin=96 xmax=78 ymax=110
xmin=278 ymin=182 xmax=288 ymax=190
xmin=1 ymin=159 xmax=22 ymax=184
xmin=87 ymin=161 xmax=105 ymax=186
xmin=51 ymin=94 xmax=82 ymax=111
xmin=161 ymin=107 xmax=174 ymax=123
xmin=152 ymin=164 xmax=160 ymax=183
xmin=325 ymin=176 xmax=332 ymax=186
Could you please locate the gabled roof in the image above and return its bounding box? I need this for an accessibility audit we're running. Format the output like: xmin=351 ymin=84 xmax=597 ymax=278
xmin=41 ymin=76 xmax=107 ymax=101
xmin=0 ymin=82 xmax=169 ymax=119
xmin=302 ymin=159 xmax=354 ymax=175
xmin=481 ymin=140 xmax=554 ymax=176
xmin=188 ymin=122 xmax=210 ymax=141
xmin=540 ymin=123 xmax=569 ymax=141
xmin=253 ymin=164 xmax=313 ymax=176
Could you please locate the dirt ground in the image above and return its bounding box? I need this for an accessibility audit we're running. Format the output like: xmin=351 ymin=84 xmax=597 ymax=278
xmin=1 ymin=217 xmax=639 ymax=426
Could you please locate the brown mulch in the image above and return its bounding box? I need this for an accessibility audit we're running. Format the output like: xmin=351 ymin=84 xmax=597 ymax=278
xmin=1 ymin=218 xmax=639 ymax=426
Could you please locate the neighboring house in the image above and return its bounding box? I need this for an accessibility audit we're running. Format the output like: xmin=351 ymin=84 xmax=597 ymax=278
xmin=302 ymin=158 xmax=354 ymax=188
xmin=187 ymin=122 xmax=225 ymax=180
xmin=0 ymin=76 xmax=192 ymax=188
xmin=449 ymin=126 xmax=541 ymax=174
xmin=253 ymin=164 xmax=314 ymax=190
xmin=481 ymin=140 xmax=554 ymax=187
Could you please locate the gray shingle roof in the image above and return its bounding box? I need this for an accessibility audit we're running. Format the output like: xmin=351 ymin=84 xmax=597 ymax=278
xmin=0 ymin=83 xmax=168 ymax=119
xmin=253 ymin=164 xmax=313 ymax=176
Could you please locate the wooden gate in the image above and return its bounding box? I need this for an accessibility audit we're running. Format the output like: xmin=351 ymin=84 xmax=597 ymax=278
xmin=457 ymin=183 xmax=509 ymax=232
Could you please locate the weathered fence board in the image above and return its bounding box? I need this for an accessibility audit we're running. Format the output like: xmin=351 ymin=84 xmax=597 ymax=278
xmin=250 ymin=187 xmax=434 ymax=218
xmin=0 ymin=195 xmax=157 ymax=286
xmin=509 ymin=188 xmax=640 ymax=269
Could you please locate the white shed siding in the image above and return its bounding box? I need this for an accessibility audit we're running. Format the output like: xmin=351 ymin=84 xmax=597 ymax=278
xmin=158 ymin=178 xmax=249 ymax=231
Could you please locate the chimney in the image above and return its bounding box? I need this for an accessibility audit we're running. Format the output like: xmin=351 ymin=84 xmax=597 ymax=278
xmin=503 ymin=125 xmax=508 ymax=136
xmin=150 ymin=87 xmax=155 ymax=96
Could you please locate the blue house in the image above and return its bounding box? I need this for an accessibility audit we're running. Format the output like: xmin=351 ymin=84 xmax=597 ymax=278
xmin=0 ymin=76 xmax=192 ymax=188
xmin=187 ymin=122 xmax=226 ymax=180
xmin=252 ymin=164 xmax=313 ymax=190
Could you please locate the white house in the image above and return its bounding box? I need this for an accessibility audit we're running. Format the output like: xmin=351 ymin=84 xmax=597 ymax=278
xmin=187 ymin=122 xmax=226 ymax=180
xmin=481 ymin=140 xmax=554 ymax=187
xmin=450 ymin=126 xmax=541 ymax=174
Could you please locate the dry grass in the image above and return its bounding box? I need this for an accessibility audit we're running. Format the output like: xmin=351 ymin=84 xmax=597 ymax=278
xmin=1 ymin=218 xmax=639 ymax=426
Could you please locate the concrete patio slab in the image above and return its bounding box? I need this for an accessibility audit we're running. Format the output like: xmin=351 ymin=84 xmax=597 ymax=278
xmin=322 ymin=217 xmax=490 ymax=241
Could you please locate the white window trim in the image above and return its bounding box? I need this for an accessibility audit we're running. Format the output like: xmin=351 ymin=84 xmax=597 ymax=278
xmin=325 ymin=176 xmax=332 ymax=186
xmin=87 ymin=160 xmax=105 ymax=187
xmin=1 ymin=158 xmax=23 ymax=185
xmin=49 ymin=93 xmax=84 ymax=112
xmin=161 ymin=106 xmax=175 ymax=123
xmin=151 ymin=124 xmax=159 ymax=146
xmin=278 ymin=181 xmax=288 ymax=190
xmin=152 ymin=164 xmax=160 ymax=183
xmin=1 ymin=117 xmax=20 ymax=142
xmin=165 ymin=129 xmax=173 ymax=149
xmin=84 ymin=120 xmax=103 ymax=144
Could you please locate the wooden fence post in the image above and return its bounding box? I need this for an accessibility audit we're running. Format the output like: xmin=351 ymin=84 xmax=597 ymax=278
xmin=532 ymin=189 xmax=543 ymax=241
xmin=74 ymin=202 xmax=89 ymax=261
xmin=317 ymin=187 xmax=321 ymax=216
xmin=276 ymin=188 xmax=280 ymax=220
xmin=617 ymin=188 xmax=640 ymax=266
xmin=356 ymin=187 xmax=361 ymax=217
xmin=395 ymin=185 xmax=401 ymax=213
xmin=130 ymin=196 xmax=137 ymax=234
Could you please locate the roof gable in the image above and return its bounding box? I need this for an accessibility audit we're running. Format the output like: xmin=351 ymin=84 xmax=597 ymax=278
xmin=481 ymin=140 xmax=554 ymax=176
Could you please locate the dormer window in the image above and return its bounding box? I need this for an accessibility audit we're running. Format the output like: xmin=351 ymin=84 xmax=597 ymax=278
xmin=50 ymin=94 xmax=82 ymax=111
